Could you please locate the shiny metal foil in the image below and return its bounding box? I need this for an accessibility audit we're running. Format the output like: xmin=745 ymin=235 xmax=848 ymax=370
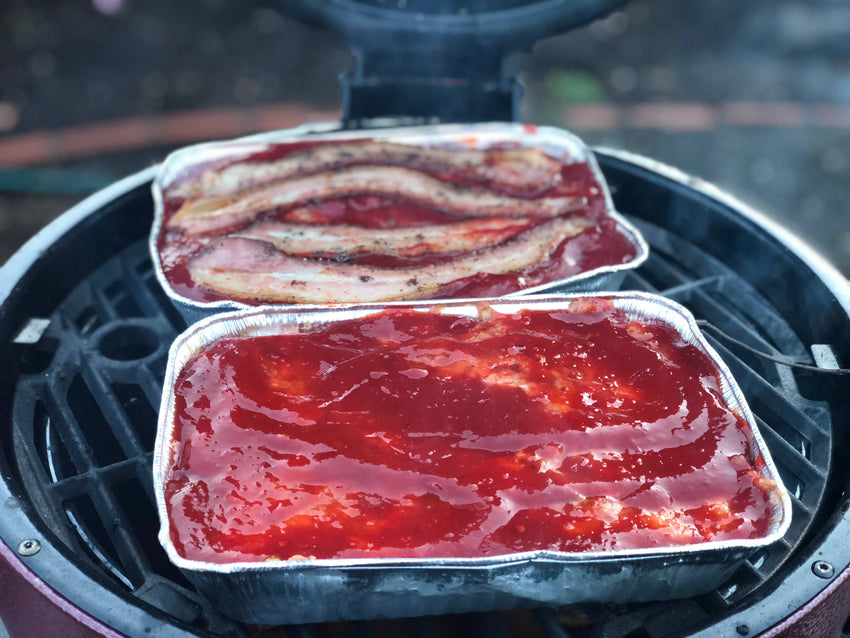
xmin=153 ymin=293 xmax=791 ymax=625
xmin=149 ymin=123 xmax=649 ymax=324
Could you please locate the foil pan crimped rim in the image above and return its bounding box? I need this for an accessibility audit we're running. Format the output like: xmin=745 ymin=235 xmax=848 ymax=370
xmin=153 ymin=292 xmax=791 ymax=575
xmin=148 ymin=123 xmax=649 ymax=314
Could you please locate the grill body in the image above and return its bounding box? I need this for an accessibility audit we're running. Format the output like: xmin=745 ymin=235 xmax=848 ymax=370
xmin=0 ymin=148 xmax=848 ymax=638
xmin=0 ymin=539 xmax=121 ymax=638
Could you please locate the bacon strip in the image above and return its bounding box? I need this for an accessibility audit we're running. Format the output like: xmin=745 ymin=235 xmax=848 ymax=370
xmin=188 ymin=217 xmax=591 ymax=303
xmin=168 ymin=167 xmax=584 ymax=236
xmin=175 ymin=142 xmax=564 ymax=199
xmin=234 ymin=217 xmax=536 ymax=258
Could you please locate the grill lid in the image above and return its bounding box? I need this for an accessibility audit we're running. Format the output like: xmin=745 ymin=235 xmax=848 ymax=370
xmin=281 ymin=0 xmax=629 ymax=48
xmin=280 ymin=0 xmax=629 ymax=122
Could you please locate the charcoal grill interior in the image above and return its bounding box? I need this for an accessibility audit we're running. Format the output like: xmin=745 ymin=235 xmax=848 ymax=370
xmin=1 ymin=149 xmax=848 ymax=637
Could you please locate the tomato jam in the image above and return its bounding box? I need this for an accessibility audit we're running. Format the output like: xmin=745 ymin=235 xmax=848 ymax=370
xmin=156 ymin=137 xmax=638 ymax=304
xmin=164 ymin=299 xmax=775 ymax=563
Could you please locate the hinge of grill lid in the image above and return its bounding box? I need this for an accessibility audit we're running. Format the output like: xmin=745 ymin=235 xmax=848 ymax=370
xmin=342 ymin=47 xmax=523 ymax=123
xmin=342 ymin=46 xmax=522 ymax=123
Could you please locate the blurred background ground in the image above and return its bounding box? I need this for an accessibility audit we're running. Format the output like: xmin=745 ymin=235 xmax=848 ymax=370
xmin=1 ymin=0 xmax=848 ymax=277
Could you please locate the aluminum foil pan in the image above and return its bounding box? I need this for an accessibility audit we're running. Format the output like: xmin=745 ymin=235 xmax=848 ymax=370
xmin=153 ymin=292 xmax=790 ymax=625
xmin=149 ymin=122 xmax=649 ymax=324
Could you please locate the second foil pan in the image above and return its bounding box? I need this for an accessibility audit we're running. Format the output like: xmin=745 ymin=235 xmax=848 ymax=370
xmin=153 ymin=293 xmax=790 ymax=624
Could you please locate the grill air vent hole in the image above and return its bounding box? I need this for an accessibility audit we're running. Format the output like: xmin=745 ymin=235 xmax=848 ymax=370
xmin=67 ymin=375 xmax=125 ymax=466
xmin=98 ymin=324 xmax=159 ymax=361
xmin=64 ymin=494 xmax=135 ymax=589
xmin=112 ymin=383 xmax=158 ymax=451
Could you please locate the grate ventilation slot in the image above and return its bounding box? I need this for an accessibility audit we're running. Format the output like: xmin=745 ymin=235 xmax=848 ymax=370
xmin=66 ymin=374 xmax=126 ymax=467
xmin=63 ymin=493 xmax=136 ymax=589
xmin=112 ymin=383 xmax=159 ymax=452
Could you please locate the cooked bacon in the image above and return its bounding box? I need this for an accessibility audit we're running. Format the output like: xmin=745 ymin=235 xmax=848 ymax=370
xmin=168 ymin=167 xmax=584 ymax=236
xmin=188 ymin=217 xmax=591 ymax=303
xmin=175 ymin=142 xmax=564 ymax=199
xmin=233 ymin=217 xmax=536 ymax=258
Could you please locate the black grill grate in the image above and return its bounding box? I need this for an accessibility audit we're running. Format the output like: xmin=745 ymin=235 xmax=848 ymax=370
xmin=2 ymin=157 xmax=844 ymax=637
xmin=8 ymin=242 xmax=245 ymax=636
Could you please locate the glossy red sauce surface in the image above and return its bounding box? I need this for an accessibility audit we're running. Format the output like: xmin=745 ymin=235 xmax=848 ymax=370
xmin=156 ymin=138 xmax=634 ymax=304
xmin=165 ymin=301 xmax=775 ymax=563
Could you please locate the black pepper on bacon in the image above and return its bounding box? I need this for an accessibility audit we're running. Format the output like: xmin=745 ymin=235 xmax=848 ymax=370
xmin=158 ymin=138 xmax=629 ymax=304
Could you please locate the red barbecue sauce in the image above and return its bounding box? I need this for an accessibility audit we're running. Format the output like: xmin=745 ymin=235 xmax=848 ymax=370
xmin=156 ymin=139 xmax=634 ymax=304
xmin=165 ymin=301 xmax=775 ymax=563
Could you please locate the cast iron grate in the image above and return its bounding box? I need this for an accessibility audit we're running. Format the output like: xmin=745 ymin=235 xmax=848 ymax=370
xmin=4 ymin=177 xmax=836 ymax=637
